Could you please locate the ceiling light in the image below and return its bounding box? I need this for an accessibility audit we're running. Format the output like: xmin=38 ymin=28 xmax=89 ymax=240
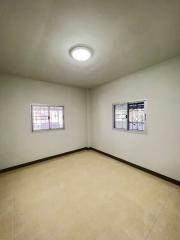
xmin=70 ymin=45 xmax=93 ymax=62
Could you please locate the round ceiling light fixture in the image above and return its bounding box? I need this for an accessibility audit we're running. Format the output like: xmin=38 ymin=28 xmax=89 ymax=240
xmin=70 ymin=45 xmax=93 ymax=62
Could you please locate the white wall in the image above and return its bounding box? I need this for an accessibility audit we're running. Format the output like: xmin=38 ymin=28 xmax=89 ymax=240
xmin=90 ymin=57 xmax=180 ymax=181
xmin=0 ymin=57 xmax=180 ymax=181
xmin=0 ymin=74 xmax=87 ymax=169
xmin=86 ymin=89 xmax=92 ymax=147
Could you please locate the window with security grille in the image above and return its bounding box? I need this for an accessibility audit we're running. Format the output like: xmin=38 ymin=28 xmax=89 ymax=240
xmin=113 ymin=101 xmax=146 ymax=132
xmin=31 ymin=105 xmax=64 ymax=131
xmin=128 ymin=102 xmax=145 ymax=131
xmin=49 ymin=106 xmax=64 ymax=129
xmin=114 ymin=104 xmax=127 ymax=130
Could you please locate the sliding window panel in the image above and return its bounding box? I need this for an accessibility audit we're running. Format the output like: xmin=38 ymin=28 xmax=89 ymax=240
xmin=31 ymin=105 xmax=49 ymax=131
xmin=49 ymin=106 xmax=64 ymax=129
xmin=113 ymin=104 xmax=127 ymax=130
xmin=128 ymin=102 xmax=145 ymax=131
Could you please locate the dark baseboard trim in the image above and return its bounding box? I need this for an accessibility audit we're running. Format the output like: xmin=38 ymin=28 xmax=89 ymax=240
xmin=1 ymin=146 xmax=179 ymax=186
xmin=88 ymin=147 xmax=180 ymax=186
xmin=0 ymin=147 xmax=88 ymax=174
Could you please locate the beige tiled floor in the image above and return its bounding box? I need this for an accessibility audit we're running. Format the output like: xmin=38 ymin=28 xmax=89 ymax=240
xmin=0 ymin=150 xmax=179 ymax=240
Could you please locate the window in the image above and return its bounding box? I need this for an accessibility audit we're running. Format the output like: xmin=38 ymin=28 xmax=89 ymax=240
xmin=49 ymin=106 xmax=64 ymax=129
xmin=31 ymin=105 xmax=64 ymax=131
xmin=128 ymin=102 xmax=145 ymax=131
xmin=113 ymin=104 xmax=127 ymax=130
xmin=113 ymin=101 xmax=146 ymax=132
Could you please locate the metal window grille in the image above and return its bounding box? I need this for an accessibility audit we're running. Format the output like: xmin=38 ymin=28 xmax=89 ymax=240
xmin=128 ymin=102 xmax=145 ymax=131
xmin=113 ymin=101 xmax=146 ymax=132
xmin=31 ymin=105 xmax=64 ymax=131
xmin=114 ymin=103 xmax=127 ymax=129
xmin=49 ymin=106 xmax=64 ymax=129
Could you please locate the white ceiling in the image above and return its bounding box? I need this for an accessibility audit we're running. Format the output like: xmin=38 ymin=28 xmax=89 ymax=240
xmin=0 ymin=0 xmax=180 ymax=88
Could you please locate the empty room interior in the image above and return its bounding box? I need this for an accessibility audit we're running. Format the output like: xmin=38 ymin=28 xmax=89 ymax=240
xmin=0 ymin=0 xmax=180 ymax=239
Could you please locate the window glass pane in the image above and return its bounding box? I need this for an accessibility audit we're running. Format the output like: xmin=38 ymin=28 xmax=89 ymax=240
xmin=32 ymin=105 xmax=49 ymax=131
xmin=114 ymin=104 xmax=127 ymax=129
xmin=128 ymin=102 xmax=145 ymax=131
xmin=49 ymin=106 xmax=64 ymax=129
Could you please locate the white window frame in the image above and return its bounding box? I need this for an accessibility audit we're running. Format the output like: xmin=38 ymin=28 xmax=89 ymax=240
xmin=31 ymin=104 xmax=65 ymax=132
xmin=112 ymin=100 xmax=147 ymax=134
